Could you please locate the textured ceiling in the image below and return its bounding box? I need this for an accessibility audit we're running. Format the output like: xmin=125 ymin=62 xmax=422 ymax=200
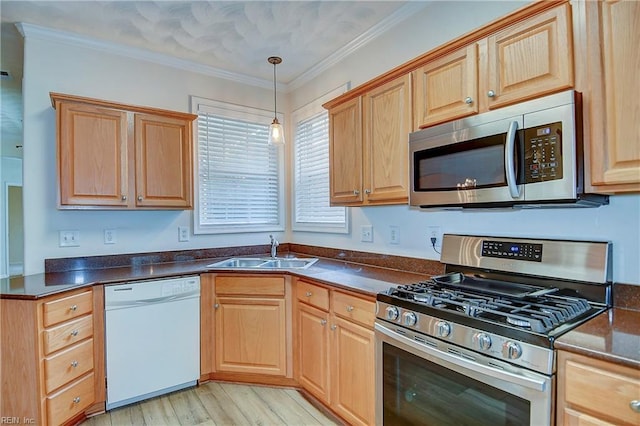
xmin=0 ymin=0 xmax=419 ymax=158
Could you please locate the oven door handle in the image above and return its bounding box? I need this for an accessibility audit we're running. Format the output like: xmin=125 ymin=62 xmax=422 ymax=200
xmin=504 ymin=120 xmax=521 ymax=199
xmin=375 ymin=323 xmax=547 ymax=392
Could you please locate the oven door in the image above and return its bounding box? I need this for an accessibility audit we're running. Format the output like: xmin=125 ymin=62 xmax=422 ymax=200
xmin=409 ymin=115 xmax=524 ymax=208
xmin=375 ymin=322 xmax=553 ymax=426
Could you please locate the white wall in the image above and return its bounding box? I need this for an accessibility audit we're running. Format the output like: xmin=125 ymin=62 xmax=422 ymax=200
xmin=289 ymin=0 xmax=640 ymax=285
xmin=19 ymin=1 xmax=640 ymax=285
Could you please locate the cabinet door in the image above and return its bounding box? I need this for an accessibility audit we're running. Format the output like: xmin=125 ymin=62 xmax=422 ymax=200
xmin=414 ymin=44 xmax=478 ymax=129
xmin=134 ymin=113 xmax=193 ymax=208
xmin=363 ymin=74 xmax=411 ymax=204
xmin=329 ymin=97 xmax=363 ymax=205
xmin=215 ymin=296 xmax=286 ymax=376
xmin=585 ymin=0 xmax=640 ymax=192
xmin=297 ymin=303 xmax=330 ymax=403
xmin=486 ymin=3 xmax=573 ymax=109
xmin=58 ymin=102 xmax=129 ymax=207
xmin=331 ymin=316 xmax=375 ymax=426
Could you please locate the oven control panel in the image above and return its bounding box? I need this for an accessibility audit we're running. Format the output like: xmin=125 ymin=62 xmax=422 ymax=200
xmin=482 ymin=240 xmax=542 ymax=262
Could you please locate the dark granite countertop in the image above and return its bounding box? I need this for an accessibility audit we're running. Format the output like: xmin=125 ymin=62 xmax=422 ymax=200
xmin=554 ymin=307 xmax=640 ymax=369
xmin=0 ymin=254 xmax=431 ymax=300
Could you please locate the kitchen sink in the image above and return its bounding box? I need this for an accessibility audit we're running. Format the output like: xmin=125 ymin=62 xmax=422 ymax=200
xmin=207 ymin=257 xmax=318 ymax=270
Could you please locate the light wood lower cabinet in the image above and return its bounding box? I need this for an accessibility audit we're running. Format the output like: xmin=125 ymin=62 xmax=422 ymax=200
xmin=557 ymin=350 xmax=640 ymax=426
xmin=295 ymin=278 xmax=376 ymax=426
xmin=0 ymin=287 xmax=105 ymax=426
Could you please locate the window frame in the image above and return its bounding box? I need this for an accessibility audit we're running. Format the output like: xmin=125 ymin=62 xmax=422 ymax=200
xmin=191 ymin=96 xmax=285 ymax=235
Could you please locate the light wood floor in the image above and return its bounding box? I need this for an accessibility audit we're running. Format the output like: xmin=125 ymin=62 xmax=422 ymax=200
xmin=81 ymin=382 xmax=340 ymax=426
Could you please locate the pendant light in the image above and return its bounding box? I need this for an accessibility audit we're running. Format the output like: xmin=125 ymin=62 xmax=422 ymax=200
xmin=268 ymin=56 xmax=285 ymax=146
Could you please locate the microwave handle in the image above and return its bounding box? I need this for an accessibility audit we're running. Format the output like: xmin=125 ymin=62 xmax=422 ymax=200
xmin=504 ymin=121 xmax=521 ymax=198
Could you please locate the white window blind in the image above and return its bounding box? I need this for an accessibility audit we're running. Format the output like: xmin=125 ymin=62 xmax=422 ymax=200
xmin=292 ymin=86 xmax=348 ymax=233
xmin=193 ymin=98 xmax=283 ymax=234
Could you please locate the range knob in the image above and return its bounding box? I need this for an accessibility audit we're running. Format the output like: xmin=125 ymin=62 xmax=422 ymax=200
xmin=502 ymin=341 xmax=522 ymax=360
xmin=402 ymin=312 xmax=417 ymax=327
xmin=436 ymin=321 xmax=451 ymax=338
xmin=385 ymin=306 xmax=400 ymax=321
xmin=473 ymin=333 xmax=492 ymax=351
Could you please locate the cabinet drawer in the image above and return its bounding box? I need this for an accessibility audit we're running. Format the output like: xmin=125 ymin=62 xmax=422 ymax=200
xmin=43 ymin=290 xmax=93 ymax=327
xmin=43 ymin=315 xmax=93 ymax=355
xmin=297 ymin=281 xmax=329 ymax=311
xmin=564 ymin=359 xmax=640 ymax=425
xmin=216 ymin=276 xmax=285 ymax=296
xmin=332 ymin=291 xmax=375 ymax=328
xmin=44 ymin=338 xmax=94 ymax=394
xmin=46 ymin=372 xmax=95 ymax=426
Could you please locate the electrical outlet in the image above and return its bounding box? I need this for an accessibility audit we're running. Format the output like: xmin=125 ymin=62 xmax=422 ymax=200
xmin=361 ymin=225 xmax=373 ymax=242
xmin=428 ymin=226 xmax=442 ymax=251
xmin=178 ymin=226 xmax=190 ymax=242
xmin=104 ymin=229 xmax=116 ymax=244
xmin=59 ymin=230 xmax=80 ymax=247
xmin=389 ymin=225 xmax=399 ymax=244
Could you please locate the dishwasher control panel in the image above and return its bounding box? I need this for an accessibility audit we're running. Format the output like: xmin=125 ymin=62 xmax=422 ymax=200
xmin=105 ymin=276 xmax=200 ymax=307
xmin=162 ymin=277 xmax=199 ymax=296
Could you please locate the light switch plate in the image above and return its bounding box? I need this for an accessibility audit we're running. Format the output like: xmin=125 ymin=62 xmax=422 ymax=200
xmin=361 ymin=225 xmax=373 ymax=242
xmin=59 ymin=230 xmax=80 ymax=247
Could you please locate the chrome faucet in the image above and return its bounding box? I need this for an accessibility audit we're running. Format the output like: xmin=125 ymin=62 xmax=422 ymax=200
xmin=269 ymin=234 xmax=279 ymax=258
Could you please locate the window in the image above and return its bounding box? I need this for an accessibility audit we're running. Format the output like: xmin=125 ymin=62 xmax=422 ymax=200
xmin=292 ymin=86 xmax=348 ymax=233
xmin=192 ymin=97 xmax=284 ymax=234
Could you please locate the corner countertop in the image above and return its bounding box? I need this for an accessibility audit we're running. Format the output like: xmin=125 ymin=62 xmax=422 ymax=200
xmin=554 ymin=307 xmax=640 ymax=369
xmin=0 ymin=255 xmax=431 ymax=300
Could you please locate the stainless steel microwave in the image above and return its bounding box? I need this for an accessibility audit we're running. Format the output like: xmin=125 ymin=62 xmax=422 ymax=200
xmin=409 ymin=90 xmax=608 ymax=209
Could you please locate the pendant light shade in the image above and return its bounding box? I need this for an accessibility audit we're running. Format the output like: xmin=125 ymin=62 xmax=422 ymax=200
xmin=268 ymin=56 xmax=285 ymax=146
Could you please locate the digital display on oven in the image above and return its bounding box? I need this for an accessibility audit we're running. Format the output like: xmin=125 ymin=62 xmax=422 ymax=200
xmin=482 ymin=240 xmax=543 ymax=262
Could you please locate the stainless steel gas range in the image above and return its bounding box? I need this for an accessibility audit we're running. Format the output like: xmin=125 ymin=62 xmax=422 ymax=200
xmin=375 ymin=234 xmax=611 ymax=426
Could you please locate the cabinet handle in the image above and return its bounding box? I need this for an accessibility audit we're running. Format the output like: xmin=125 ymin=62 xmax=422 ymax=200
xmin=73 ymin=397 xmax=81 ymax=404
xmin=346 ymin=305 xmax=354 ymax=312
xmin=71 ymin=360 xmax=79 ymax=368
xmin=320 ymin=319 xmax=327 ymax=326
xmin=305 ymin=291 xmax=312 ymax=297
xmin=214 ymin=303 xmax=220 ymax=309
xmin=464 ymin=97 xmax=473 ymax=104
xmin=330 ymin=325 xmax=337 ymax=331
xmin=70 ymin=304 xmax=77 ymax=311
xmin=70 ymin=330 xmax=79 ymax=337
xmin=353 ymin=189 xmax=360 ymax=195
xmin=121 ymin=195 xmax=127 ymax=201
xmin=364 ymin=189 xmax=371 ymax=195
xmin=137 ymin=195 xmax=143 ymax=202
xmin=487 ymin=90 xmax=496 ymax=98
xmin=631 ymin=400 xmax=640 ymax=413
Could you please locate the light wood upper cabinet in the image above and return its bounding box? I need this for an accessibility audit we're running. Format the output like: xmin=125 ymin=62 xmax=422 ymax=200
xmin=51 ymin=93 xmax=196 ymax=209
xmin=413 ymin=44 xmax=479 ymax=128
xmin=557 ymin=350 xmax=640 ymax=426
xmin=576 ymin=0 xmax=640 ymax=193
xmin=329 ymin=97 xmax=363 ymax=205
xmin=485 ymin=3 xmax=573 ymax=110
xmin=328 ymin=74 xmax=411 ymax=206
xmin=412 ymin=3 xmax=573 ymax=129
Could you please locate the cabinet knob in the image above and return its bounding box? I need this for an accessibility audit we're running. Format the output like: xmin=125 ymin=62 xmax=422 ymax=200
xmin=364 ymin=189 xmax=371 ymax=195
xmin=121 ymin=195 xmax=127 ymax=201
xmin=631 ymin=400 xmax=640 ymax=413
xmin=214 ymin=303 xmax=220 ymax=309
xmin=487 ymin=90 xmax=496 ymax=98
xmin=346 ymin=305 xmax=354 ymax=312
xmin=137 ymin=195 xmax=143 ymax=202
xmin=70 ymin=304 xmax=77 ymax=311
xmin=73 ymin=397 xmax=81 ymax=404
xmin=70 ymin=330 xmax=79 ymax=337
xmin=320 ymin=319 xmax=327 ymax=326
xmin=353 ymin=189 xmax=360 ymax=195
xmin=464 ymin=97 xmax=473 ymax=104
xmin=330 ymin=325 xmax=337 ymax=331
xmin=305 ymin=291 xmax=312 ymax=297
xmin=71 ymin=360 xmax=79 ymax=368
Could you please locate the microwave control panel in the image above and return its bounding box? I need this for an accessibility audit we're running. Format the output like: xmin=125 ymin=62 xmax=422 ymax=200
xmin=523 ymin=121 xmax=563 ymax=183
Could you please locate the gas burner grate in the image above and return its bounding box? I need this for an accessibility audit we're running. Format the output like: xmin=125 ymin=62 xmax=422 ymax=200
xmin=389 ymin=280 xmax=592 ymax=333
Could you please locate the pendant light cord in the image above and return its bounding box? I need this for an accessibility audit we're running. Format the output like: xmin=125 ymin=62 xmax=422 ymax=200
xmin=272 ymin=61 xmax=277 ymax=119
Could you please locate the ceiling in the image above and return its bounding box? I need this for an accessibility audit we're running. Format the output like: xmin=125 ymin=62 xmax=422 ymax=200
xmin=0 ymin=1 xmax=425 ymax=159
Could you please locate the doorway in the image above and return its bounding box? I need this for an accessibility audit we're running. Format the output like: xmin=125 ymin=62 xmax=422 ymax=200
xmin=7 ymin=184 xmax=23 ymax=276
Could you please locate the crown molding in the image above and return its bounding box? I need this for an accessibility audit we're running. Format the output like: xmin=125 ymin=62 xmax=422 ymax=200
xmin=15 ymin=3 xmax=425 ymax=93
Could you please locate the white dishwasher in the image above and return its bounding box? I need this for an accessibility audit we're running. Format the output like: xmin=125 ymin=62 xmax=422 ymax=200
xmin=104 ymin=276 xmax=200 ymax=410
